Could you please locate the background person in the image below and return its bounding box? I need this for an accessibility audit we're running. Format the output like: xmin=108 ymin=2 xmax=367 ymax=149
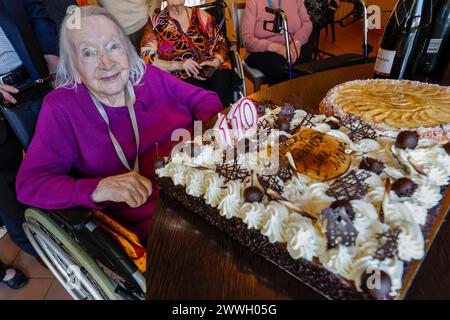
xmin=242 ymin=0 xmax=313 ymax=85
xmin=140 ymin=0 xmax=233 ymax=107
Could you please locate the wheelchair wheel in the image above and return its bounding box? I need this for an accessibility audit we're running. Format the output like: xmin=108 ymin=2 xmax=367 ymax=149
xmin=23 ymin=208 xmax=123 ymax=300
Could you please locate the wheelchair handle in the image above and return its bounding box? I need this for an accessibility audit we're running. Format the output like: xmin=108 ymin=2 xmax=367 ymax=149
xmin=16 ymin=74 xmax=55 ymax=93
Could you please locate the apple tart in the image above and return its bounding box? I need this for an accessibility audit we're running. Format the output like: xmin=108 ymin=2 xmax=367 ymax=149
xmin=320 ymin=79 xmax=450 ymax=142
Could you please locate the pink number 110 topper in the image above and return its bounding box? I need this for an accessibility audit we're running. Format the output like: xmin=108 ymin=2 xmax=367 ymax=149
xmin=213 ymin=113 xmax=233 ymax=147
xmin=213 ymin=98 xmax=258 ymax=147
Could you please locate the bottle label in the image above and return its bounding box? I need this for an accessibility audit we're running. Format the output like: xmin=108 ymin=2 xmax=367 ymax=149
xmin=374 ymin=48 xmax=396 ymax=76
xmin=426 ymin=39 xmax=442 ymax=54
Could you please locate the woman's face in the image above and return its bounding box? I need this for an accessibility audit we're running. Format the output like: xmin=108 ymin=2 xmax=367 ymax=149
xmin=167 ymin=0 xmax=186 ymax=8
xmin=70 ymin=16 xmax=130 ymax=103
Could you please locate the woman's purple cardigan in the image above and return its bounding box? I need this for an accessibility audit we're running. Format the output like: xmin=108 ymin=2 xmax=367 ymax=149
xmin=16 ymin=64 xmax=223 ymax=242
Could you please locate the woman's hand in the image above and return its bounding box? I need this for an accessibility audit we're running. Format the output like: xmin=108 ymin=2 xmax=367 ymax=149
xmin=180 ymin=58 xmax=202 ymax=78
xmin=92 ymin=171 xmax=153 ymax=208
xmin=268 ymin=42 xmax=287 ymax=59
xmin=0 ymin=84 xmax=19 ymax=104
xmin=200 ymin=57 xmax=221 ymax=69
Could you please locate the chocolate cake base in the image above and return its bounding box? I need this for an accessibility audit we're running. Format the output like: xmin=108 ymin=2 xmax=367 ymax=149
xmin=158 ymin=177 xmax=374 ymax=300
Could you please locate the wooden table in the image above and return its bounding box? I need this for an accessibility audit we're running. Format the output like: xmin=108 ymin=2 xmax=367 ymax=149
xmin=146 ymin=63 xmax=450 ymax=299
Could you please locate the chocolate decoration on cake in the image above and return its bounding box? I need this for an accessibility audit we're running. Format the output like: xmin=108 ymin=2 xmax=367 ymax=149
xmin=330 ymin=200 xmax=355 ymax=221
xmin=443 ymin=142 xmax=450 ymax=155
xmin=215 ymin=161 xmax=250 ymax=183
xmin=153 ymin=157 xmax=166 ymax=170
xmin=257 ymin=174 xmax=284 ymax=195
xmin=360 ymin=269 xmax=392 ymax=300
xmin=244 ymin=186 xmax=264 ymax=203
xmin=299 ymin=113 xmax=316 ymax=129
xmin=277 ymin=118 xmax=291 ymax=132
xmin=291 ymin=113 xmax=317 ymax=135
xmin=279 ymin=105 xmax=295 ymax=120
xmin=392 ymin=177 xmax=418 ymax=197
xmin=359 ymin=157 xmax=385 ymax=175
xmin=254 ymin=99 xmax=278 ymax=111
xmin=277 ymin=162 xmax=293 ymax=183
xmin=326 ymin=170 xmax=371 ymax=201
xmin=340 ymin=113 xmax=377 ymax=142
xmin=256 ymin=104 xmax=266 ymax=115
xmin=375 ymin=228 xmax=400 ymax=261
xmin=153 ymin=142 xmax=165 ymax=169
xmin=320 ymin=207 xmax=358 ymax=249
xmin=395 ymin=131 xmax=419 ymax=149
xmin=257 ymin=119 xmax=272 ymax=135
xmin=279 ymin=134 xmax=289 ymax=142
xmin=326 ymin=120 xmax=340 ymax=130
xmin=279 ymin=128 xmax=351 ymax=181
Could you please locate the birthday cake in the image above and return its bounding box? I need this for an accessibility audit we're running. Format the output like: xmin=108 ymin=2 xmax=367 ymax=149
xmin=155 ymin=99 xmax=450 ymax=300
xmin=320 ymin=79 xmax=450 ymax=142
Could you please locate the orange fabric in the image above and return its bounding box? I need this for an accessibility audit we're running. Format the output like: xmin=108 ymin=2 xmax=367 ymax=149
xmin=76 ymin=0 xmax=98 ymax=6
xmin=92 ymin=210 xmax=147 ymax=273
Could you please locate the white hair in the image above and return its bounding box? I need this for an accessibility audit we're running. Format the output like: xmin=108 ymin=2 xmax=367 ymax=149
xmin=55 ymin=5 xmax=146 ymax=89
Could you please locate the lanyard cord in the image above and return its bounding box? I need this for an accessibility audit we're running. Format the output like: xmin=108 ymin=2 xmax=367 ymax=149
xmin=267 ymin=0 xmax=282 ymax=8
xmin=89 ymin=82 xmax=140 ymax=173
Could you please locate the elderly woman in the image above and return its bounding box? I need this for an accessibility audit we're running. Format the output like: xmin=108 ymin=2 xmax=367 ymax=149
xmin=140 ymin=0 xmax=233 ymax=107
xmin=243 ymin=0 xmax=313 ymax=86
xmin=16 ymin=6 xmax=222 ymax=244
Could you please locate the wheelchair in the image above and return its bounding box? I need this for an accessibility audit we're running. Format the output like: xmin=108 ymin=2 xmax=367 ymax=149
xmin=0 ymin=78 xmax=146 ymax=300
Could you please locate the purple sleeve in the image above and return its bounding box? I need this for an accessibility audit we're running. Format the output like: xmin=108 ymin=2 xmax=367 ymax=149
xmin=293 ymin=0 xmax=313 ymax=46
xmin=16 ymin=95 xmax=105 ymax=210
xmin=148 ymin=65 xmax=223 ymax=121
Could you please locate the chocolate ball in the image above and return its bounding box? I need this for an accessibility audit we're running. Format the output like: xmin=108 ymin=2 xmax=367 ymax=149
xmin=443 ymin=142 xmax=450 ymax=155
xmin=361 ymin=269 xmax=392 ymax=300
xmin=326 ymin=120 xmax=340 ymax=130
xmin=256 ymin=104 xmax=266 ymax=115
xmin=244 ymin=186 xmax=263 ymax=203
xmin=279 ymin=105 xmax=295 ymax=119
xmin=359 ymin=157 xmax=385 ymax=175
xmin=392 ymin=177 xmax=418 ymax=197
xmin=153 ymin=157 xmax=165 ymax=170
xmin=277 ymin=118 xmax=291 ymax=132
xmin=279 ymin=134 xmax=289 ymax=143
xmin=395 ymin=131 xmax=419 ymax=149
xmin=330 ymin=200 xmax=355 ymax=220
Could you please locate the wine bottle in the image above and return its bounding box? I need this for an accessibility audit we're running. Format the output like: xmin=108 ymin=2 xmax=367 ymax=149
xmin=412 ymin=0 xmax=450 ymax=80
xmin=374 ymin=0 xmax=433 ymax=79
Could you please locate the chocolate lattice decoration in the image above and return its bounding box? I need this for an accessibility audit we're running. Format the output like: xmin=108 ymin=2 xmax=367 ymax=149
xmin=340 ymin=113 xmax=377 ymax=142
xmin=215 ymin=161 xmax=250 ymax=183
xmin=374 ymin=228 xmax=400 ymax=261
xmin=291 ymin=113 xmax=317 ymax=135
xmin=277 ymin=162 xmax=293 ymax=182
xmin=257 ymin=119 xmax=273 ymax=135
xmin=257 ymin=174 xmax=284 ymax=195
xmin=326 ymin=170 xmax=371 ymax=201
xmin=320 ymin=207 xmax=358 ymax=249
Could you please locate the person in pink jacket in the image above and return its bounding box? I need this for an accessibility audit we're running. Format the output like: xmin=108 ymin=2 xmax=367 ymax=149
xmin=242 ymin=0 xmax=313 ymax=85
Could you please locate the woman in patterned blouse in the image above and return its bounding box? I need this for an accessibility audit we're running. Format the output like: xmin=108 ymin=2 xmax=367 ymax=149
xmin=140 ymin=0 xmax=233 ymax=107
